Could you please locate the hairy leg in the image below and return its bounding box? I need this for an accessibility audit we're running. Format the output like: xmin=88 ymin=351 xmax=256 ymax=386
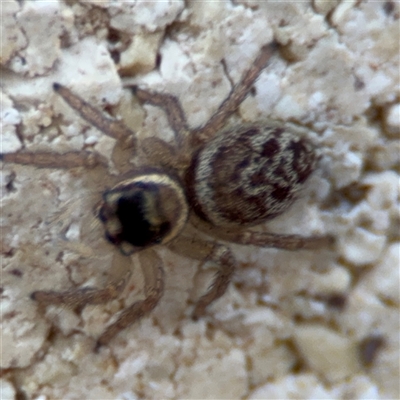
xmin=128 ymin=86 xmax=195 ymax=169
xmin=53 ymin=83 xmax=136 ymax=149
xmin=1 ymin=150 xmax=108 ymax=170
xmin=191 ymin=217 xmax=334 ymax=251
xmin=2 ymin=85 xmax=139 ymax=171
xmin=140 ymin=136 xmax=191 ymax=170
xmin=192 ymin=41 xmax=279 ymax=145
xmin=132 ymin=87 xmax=190 ymax=139
xmin=31 ymin=270 xmax=132 ymax=308
xmin=31 ymin=250 xmax=133 ymax=310
xmin=31 ymin=249 xmax=164 ymax=350
xmin=191 ymin=244 xmax=237 ymax=320
xmin=231 ymin=231 xmax=335 ymax=250
xmin=167 ymin=235 xmax=237 ymax=320
xmin=95 ymin=248 xmax=165 ymax=350
xmin=213 ymin=229 xmax=334 ymax=250
xmin=131 ymin=41 xmax=279 ymax=149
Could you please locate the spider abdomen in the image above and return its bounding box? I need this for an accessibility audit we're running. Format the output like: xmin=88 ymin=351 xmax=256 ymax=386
xmin=188 ymin=123 xmax=317 ymax=226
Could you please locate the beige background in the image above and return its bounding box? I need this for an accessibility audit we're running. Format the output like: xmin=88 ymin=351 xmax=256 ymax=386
xmin=1 ymin=1 xmax=399 ymax=399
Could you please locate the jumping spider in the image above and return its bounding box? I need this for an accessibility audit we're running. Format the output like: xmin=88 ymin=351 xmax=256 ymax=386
xmin=1 ymin=41 xmax=333 ymax=349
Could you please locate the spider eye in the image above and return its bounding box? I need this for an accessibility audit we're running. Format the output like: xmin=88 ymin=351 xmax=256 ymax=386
xmin=99 ymin=173 xmax=189 ymax=254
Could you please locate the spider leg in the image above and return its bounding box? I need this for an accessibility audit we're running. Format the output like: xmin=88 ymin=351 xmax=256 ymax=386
xmin=130 ymin=87 xmax=192 ymax=168
xmin=95 ymin=249 xmax=165 ymax=350
xmin=190 ymin=217 xmax=334 ymax=251
xmin=31 ymin=270 xmax=132 ymax=307
xmin=1 ymin=150 xmax=108 ymax=170
xmin=132 ymin=41 xmax=279 ymax=148
xmin=192 ymin=41 xmax=279 ymax=144
xmin=167 ymin=235 xmax=237 ymax=320
xmin=140 ymin=136 xmax=191 ymax=170
xmin=53 ymin=83 xmax=136 ymax=149
xmin=132 ymin=86 xmax=189 ymax=139
xmin=232 ymin=231 xmax=335 ymax=250
xmin=191 ymin=244 xmax=237 ymax=320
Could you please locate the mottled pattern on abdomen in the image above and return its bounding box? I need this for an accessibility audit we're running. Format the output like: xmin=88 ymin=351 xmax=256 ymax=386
xmin=189 ymin=123 xmax=317 ymax=226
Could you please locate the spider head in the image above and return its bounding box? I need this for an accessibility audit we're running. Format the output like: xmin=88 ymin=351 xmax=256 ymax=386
xmin=98 ymin=172 xmax=189 ymax=255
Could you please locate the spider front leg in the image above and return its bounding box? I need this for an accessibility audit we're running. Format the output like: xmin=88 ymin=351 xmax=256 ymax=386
xmin=132 ymin=87 xmax=190 ymax=139
xmin=2 ymin=83 xmax=142 ymax=172
xmin=53 ymin=83 xmax=136 ymax=149
xmin=1 ymin=150 xmax=108 ymax=170
xmin=122 ymin=86 xmax=192 ymax=170
xmin=95 ymin=249 xmax=165 ymax=350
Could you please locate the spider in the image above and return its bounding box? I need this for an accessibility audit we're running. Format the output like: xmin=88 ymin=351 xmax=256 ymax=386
xmin=1 ymin=41 xmax=334 ymax=350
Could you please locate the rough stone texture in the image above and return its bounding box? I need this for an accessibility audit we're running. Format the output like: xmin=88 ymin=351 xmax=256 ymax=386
xmin=1 ymin=1 xmax=399 ymax=399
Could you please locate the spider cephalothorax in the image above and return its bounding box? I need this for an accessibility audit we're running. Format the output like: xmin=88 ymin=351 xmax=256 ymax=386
xmin=98 ymin=172 xmax=188 ymax=255
xmin=1 ymin=41 xmax=334 ymax=349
